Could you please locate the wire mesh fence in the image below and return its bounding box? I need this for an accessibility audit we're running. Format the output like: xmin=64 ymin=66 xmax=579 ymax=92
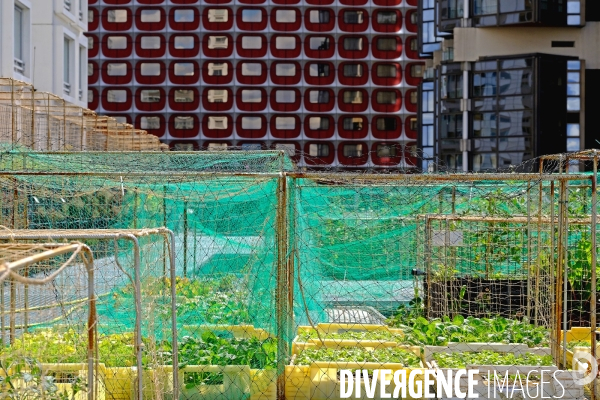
xmin=0 ymin=78 xmax=167 ymax=152
xmin=0 ymin=149 xmax=597 ymax=399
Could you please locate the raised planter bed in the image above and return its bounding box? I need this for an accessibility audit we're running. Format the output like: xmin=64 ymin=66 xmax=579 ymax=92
xmin=424 ymin=343 xmax=584 ymax=400
xmin=292 ymin=323 xmax=404 ymax=355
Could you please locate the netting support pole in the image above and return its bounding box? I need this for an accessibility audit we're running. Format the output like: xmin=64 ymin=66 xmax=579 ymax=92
xmin=276 ymin=174 xmax=290 ymax=400
xmin=536 ymin=162 xmax=543 ymax=326
xmin=526 ymin=181 xmax=532 ymax=320
xmin=591 ymin=156 xmax=597 ymax=400
xmin=163 ymin=186 xmax=167 ymax=279
xmin=119 ymin=234 xmax=144 ymax=400
xmin=162 ymin=228 xmax=180 ymax=400
xmin=183 ymin=200 xmax=188 ymax=278
xmin=562 ymin=164 xmax=570 ymax=369
xmin=82 ymin=247 xmax=97 ymax=400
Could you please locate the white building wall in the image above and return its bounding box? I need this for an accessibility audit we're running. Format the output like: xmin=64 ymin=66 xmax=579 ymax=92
xmin=0 ymin=0 xmax=88 ymax=106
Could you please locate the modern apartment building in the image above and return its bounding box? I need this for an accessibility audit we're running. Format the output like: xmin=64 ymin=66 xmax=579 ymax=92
xmin=86 ymin=0 xmax=424 ymax=168
xmin=0 ymin=0 xmax=89 ymax=107
xmin=417 ymin=0 xmax=600 ymax=172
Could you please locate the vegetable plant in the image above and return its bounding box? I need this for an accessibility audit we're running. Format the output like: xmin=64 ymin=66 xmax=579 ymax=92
xmin=0 ymin=357 xmax=86 ymax=400
xmin=387 ymin=314 xmax=549 ymax=348
xmin=297 ymin=330 xmax=402 ymax=342
xmin=295 ymin=347 xmax=421 ymax=367
xmin=432 ymin=351 xmax=554 ymax=369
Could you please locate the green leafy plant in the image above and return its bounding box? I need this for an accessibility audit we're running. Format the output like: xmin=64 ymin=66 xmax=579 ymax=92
xmin=298 ymin=330 xmax=403 ymax=342
xmin=432 ymin=351 xmax=553 ymax=369
xmin=566 ymin=340 xmax=591 ymax=350
xmin=1 ymin=329 xmax=87 ymax=364
xmin=0 ymin=357 xmax=86 ymax=400
xmin=295 ymin=347 xmax=421 ymax=367
xmin=176 ymin=331 xmax=277 ymax=388
xmin=387 ymin=315 xmax=549 ymax=348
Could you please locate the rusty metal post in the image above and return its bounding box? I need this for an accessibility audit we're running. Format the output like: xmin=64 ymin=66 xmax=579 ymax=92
xmin=275 ymin=173 xmax=289 ymax=400
xmin=591 ymin=155 xmax=598 ymax=400
xmin=183 ymin=200 xmax=188 ymax=277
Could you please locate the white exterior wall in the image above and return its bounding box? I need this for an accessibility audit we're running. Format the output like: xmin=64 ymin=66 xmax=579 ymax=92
xmin=0 ymin=0 xmax=88 ymax=106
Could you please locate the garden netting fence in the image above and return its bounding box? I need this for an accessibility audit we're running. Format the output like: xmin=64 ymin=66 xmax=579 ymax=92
xmin=0 ymin=149 xmax=599 ymax=400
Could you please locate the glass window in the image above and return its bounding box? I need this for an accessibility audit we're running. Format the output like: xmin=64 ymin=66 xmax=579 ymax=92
xmin=88 ymin=63 xmax=94 ymax=76
xmin=207 ymin=89 xmax=228 ymax=103
xmin=376 ymin=64 xmax=397 ymax=77
xmin=343 ymin=64 xmax=363 ymax=77
xmin=174 ymin=36 xmax=194 ymax=49
xmin=88 ymin=10 xmax=94 ymax=23
xmin=315 ymin=91 xmax=331 ymax=104
xmin=343 ymin=10 xmax=364 ymax=24
xmin=377 ymin=37 xmax=397 ymax=51
xmin=207 ymin=143 xmax=228 ymax=150
xmin=107 ymin=90 xmax=127 ymax=103
xmin=208 ymin=116 xmax=228 ymax=129
xmin=241 ymin=63 xmax=262 ymax=76
xmin=107 ymin=36 xmax=127 ymax=49
xmin=141 ymin=36 xmax=161 ymax=49
xmin=472 ymin=72 xmax=497 ymax=96
xmin=242 ymin=9 xmax=262 ymax=22
xmin=174 ymin=9 xmax=194 ymax=22
xmin=174 ymin=89 xmax=194 ymax=103
xmin=376 ymin=91 xmax=396 ymax=104
xmin=343 ymin=37 xmax=363 ymax=51
xmin=309 ymin=10 xmax=330 ymax=23
xmin=208 ymin=62 xmax=228 ymax=76
xmin=275 ymin=90 xmax=296 ymax=103
xmin=276 ymin=117 xmax=295 ymax=130
xmin=276 ymin=9 xmax=296 ymax=23
xmin=473 ymin=0 xmax=497 ymax=16
xmin=410 ymin=91 xmax=418 ymax=104
xmin=208 ymin=9 xmax=228 ymax=22
xmin=64 ymin=38 xmax=71 ymax=85
xmin=88 ymin=36 xmax=94 ymax=49
xmin=14 ymin=6 xmax=23 ymax=62
xmin=141 ymin=116 xmax=161 ymax=130
xmin=140 ymin=63 xmax=160 ymax=76
xmin=377 ymin=11 xmax=397 ymax=24
xmin=87 ymin=90 xmax=94 ymax=102
xmin=174 ymin=63 xmax=194 ymax=76
xmin=275 ymin=36 xmax=296 ymax=50
xmin=377 ymin=144 xmax=397 ymax=157
xmin=342 ymin=117 xmax=363 ymax=130
xmin=308 ymin=90 xmax=330 ymax=104
xmin=343 ymin=91 xmax=363 ymax=104
xmin=309 ymin=37 xmax=330 ymax=50
xmin=567 ymin=123 xmax=580 ymax=137
xmin=107 ymin=9 xmax=128 ymax=23
xmin=376 ymin=117 xmax=397 ymax=131
xmin=241 ymin=116 xmax=262 ymax=129
xmin=106 ymin=63 xmax=127 ymax=76
xmin=275 ymin=63 xmax=296 ymax=76
xmin=343 ymin=144 xmax=363 ymax=157
xmin=140 ymin=9 xmax=161 ymax=23
xmin=208 ymin=36 xmax=229 ymax=49
xmin=141 ymin=89 xmax=161 ymax=102
xmin=241 ymin=89 xmax=262 ymax=102
xmin=411 ymin=64 xmax=424 ymax=78
xmin=241 ymin=36 xmax=262 ymax=49
xmin=309 ymin=64 xmax=330 ymax=77
xmin=309 ymin=143 xmax=329 ymax=157
xmin=309 ymin=117 xmax=330 ymax=130
xmin=174 ymin=116 xmax=194 ymax=129
xmin=441 ymin=74 xmax=463 ymax=99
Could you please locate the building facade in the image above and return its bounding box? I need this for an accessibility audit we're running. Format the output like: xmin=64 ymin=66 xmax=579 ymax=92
xmin=87 ymin=0 xmax=424 ymax=168
xmin=417 ymin=0 xmax=600 ymax=172
xmin=0 ymin=0 xmax=89 ymax=107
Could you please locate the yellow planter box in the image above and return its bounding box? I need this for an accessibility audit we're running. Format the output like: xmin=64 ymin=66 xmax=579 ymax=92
xmin=285 ymin=360 xmax=425 ymax=400
xmin=101 ymin=366 xmax=134 ymax=400
xmin=287 ymin=345 xmax=423 ymax=400
xmin=40 ymin=363 xmax=105 ymax=400
xmin=182 ymin=325 xmax=272 ymax=341
xmin=558 ymin=327 xmax=597 ymax=369
xmin=167 ymin=364 xmax=276 ymax=400
xmin=292 ymin=324 xmax=404 ymax=355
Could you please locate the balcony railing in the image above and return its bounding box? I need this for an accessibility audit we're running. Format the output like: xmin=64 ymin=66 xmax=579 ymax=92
xmin=13 ymin=58 xmax=25 ymax=74
xmin=64 ymin=82 xmax=71 ymax=96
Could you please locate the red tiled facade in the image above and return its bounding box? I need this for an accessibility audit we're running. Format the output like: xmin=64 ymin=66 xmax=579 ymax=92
xmin=87 ymin=0 xmax=423 ymax=167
